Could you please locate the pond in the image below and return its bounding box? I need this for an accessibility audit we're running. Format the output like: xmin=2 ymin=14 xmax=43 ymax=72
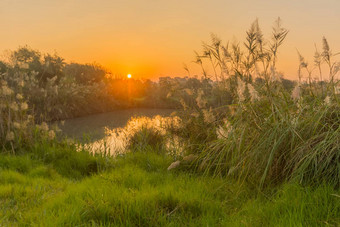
xmin=58 ymin=108 xmax=180 ymax=155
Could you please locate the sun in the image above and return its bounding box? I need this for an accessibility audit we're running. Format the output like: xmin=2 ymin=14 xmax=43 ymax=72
xmin=127 ymin=74 xmax=132 ymax=79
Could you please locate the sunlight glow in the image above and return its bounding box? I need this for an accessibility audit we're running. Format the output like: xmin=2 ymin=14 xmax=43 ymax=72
xmin=127 ymin=74 xmax=132 ymax=79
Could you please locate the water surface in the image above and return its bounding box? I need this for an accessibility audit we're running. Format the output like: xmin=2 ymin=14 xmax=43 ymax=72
xmin=59 ymin=108 xmax=175 ymax=141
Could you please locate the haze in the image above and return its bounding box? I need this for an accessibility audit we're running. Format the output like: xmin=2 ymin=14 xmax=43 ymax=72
xmin=1 ymin=0 xmax=339 ymax=80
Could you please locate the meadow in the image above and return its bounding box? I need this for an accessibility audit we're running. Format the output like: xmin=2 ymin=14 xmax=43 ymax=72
xmin=0 ymin=18 xmax=339 ymax=226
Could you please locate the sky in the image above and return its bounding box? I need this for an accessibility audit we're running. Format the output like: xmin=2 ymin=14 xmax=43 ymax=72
xmin=0 ymin=0 xmax=339 ymax=80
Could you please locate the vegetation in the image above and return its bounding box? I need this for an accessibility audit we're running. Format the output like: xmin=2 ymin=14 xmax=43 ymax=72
xmin=1 ymin=18 xmax=340 ymax=225
xmin=127 ymin=126 xmax=166 ymax=153
xmin=0 ymin=47 xmax=181 ymax=122
xmin=0 ymin=146 xmax=339 ymax=226
xmin=166 ymin=18 xmax=340 ymax=189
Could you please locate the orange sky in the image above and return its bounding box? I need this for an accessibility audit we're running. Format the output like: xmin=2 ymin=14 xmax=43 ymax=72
xmin=0 ymin=0 xmax=339 ymax=80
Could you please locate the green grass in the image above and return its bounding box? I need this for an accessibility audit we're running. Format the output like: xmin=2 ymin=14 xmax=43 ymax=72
xmin=193 ymin=96 xmax=340 ymax=188
xmin=0 ymin=143 xmax=339 ymax=226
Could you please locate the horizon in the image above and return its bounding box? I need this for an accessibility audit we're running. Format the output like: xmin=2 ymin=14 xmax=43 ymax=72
xmin=1 ymin=0 xmax=339 ymax=80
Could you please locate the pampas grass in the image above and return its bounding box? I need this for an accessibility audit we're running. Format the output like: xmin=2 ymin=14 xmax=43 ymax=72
xmin=170 ymin=18 xmax=340 ymax=189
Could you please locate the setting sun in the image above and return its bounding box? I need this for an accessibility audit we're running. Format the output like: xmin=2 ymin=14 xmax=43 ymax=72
xmin=0 ymin=1 xmax=339 ymax=224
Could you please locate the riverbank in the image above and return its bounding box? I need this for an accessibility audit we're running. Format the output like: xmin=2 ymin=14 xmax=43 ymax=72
xmin=0 ymin=141 xmax=339 ymax=226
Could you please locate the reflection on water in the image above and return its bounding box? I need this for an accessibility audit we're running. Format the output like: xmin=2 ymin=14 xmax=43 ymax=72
xmin=59 ymin=108 xmax=175 ymax=141
xmin=87 ymin=115 xmax=182 ymax=156
xmin=58 ymin=108 xmax=182 ymax=155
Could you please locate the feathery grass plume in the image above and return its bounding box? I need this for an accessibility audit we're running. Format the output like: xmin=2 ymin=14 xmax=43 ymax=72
xmin=196 ymin=89 xmax=207 ymax=108
xmin=191 ymin=112 xmax=200 ymax=118
xmin=216 ymin=126 xmax=227 ymax=139
xmin=38 ymin=122 xmax=49 ymax=131
xmin=20 ymin=102 xmax=28 ymax=110
xmin=247 ymin=83 xmax=259 ymax=102
xmin=314 ymin=45 xmax=323 ymax=80
xmin=180 ymin=98 xmax=188 ymax=110
xmin=53 ymin=85 xmax=58 ymax=95
xmin=244 ymin=20 xmax=258 ymax=80
xmin=237 ymin=77 xmax=246 ymax=102
xmin=297 ymin=50 xmax=315 ymax=90
xmin=324 ymin=96 xmax=331 ymax=105
xmin=297 ymin=50 xmax=308 ymax=83
xmin=216 ymin=120 xmax=232 ymax=139
xmin=297 ymin=51 xmax=308 ymax=68
xmin=13 ymin=122 xmax=21 ymax=129
xmin=291 ymin=84 xmax=301 ymax=101
xmin=322 ymin=37 xmax=331 ymax=65
xmin=1 ymin=85 xmax=13 ymax=96
xmin=10 ymin=102 xmax=19 ymax=111
xmin=270 ymin=17 xmax=289 ymax=70
xmin=270 ymin=66 xmax=281 ymax=82
xmin=6 ymin=131 xmax=15 ymax=141
xmin=202 ymin=108 xmax=215 ymax=124
xmin=183 ymin=63 xmax=190 ymax=77
xmin=16 ymin=93 xmax=23 ymax=100
xmin=254 ymin=18 xmax=263 ymax=47
xmin=231 ymin=42 xmax=243 ymax=73
xmin=202 ymin=34 xmax=219 ymax=81
xmin=194 ymin=51 xmax=208 ymax=80
xmin=186 ymin=18 xmax=288 ymax=87
xmin=333 ymin=62 xmax=340 ymax=78
xmin=48 ymin=130 xmax=56 ymax=140
xmin=252 ymin=19 xmax=264 ymax=79
xmin=335 ymin=85 xmax=340 ymax=95
xmin=321 ymin=37 xmax=340 ymax=84
xmin=18 ymin=80 xmax=25 ymax=87
xmin=201 ymin=33 xmax=227 ymax=81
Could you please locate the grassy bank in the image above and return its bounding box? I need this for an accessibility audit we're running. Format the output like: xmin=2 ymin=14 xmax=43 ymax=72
xmin=0 ymin=142 xmax=339 ymax=226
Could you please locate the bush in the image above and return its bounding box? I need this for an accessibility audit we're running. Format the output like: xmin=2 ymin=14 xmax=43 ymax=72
xmin=127 ymin=126 xmax=166 ymax=153
xmin=63 ymin=63 xmax=107 ymax=84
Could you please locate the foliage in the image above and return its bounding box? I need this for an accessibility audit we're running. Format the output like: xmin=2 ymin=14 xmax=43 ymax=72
xmin=0 ymin=47 xmax=182 ymax=121
xmin=10 ymin=46 xmax=65 ymax=85
xmin=127 ymin=126 xmax=166 ymax=153
xmin=64 ymin=62 xmax=107 ymax=84
xmin=0 ymin=79 xmax=36 ymax=152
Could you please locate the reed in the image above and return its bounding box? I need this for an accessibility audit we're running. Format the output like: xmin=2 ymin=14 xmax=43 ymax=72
xmin=170 ymin=18 xmax=340 ymax=188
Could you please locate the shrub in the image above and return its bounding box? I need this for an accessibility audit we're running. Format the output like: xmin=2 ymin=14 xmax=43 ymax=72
xmin=127 ymin=126 xmax=166 ymax=153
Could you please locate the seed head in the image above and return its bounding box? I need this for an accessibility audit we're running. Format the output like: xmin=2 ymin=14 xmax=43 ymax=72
xmin=6 ymin=131 xmax=15 ymax=141
xmin=48 ymin=130 xmax=56 ymax=140
xmin=203 ymin=108 xmax=215 ymax=124
xmin=16 ymin=94 xmax=23 ymax=100
xmin=20 ymin=102 xmax=28 ymax=111
xmin=291 ymin=85 xmax=300 ymax=101
xmin=247 ymin=84 xmax=259 ymax=102
xmin=13 ymin=122 xmax=21 ymax=129
xmin=10 ymin=102 xmax=19 ymax=111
